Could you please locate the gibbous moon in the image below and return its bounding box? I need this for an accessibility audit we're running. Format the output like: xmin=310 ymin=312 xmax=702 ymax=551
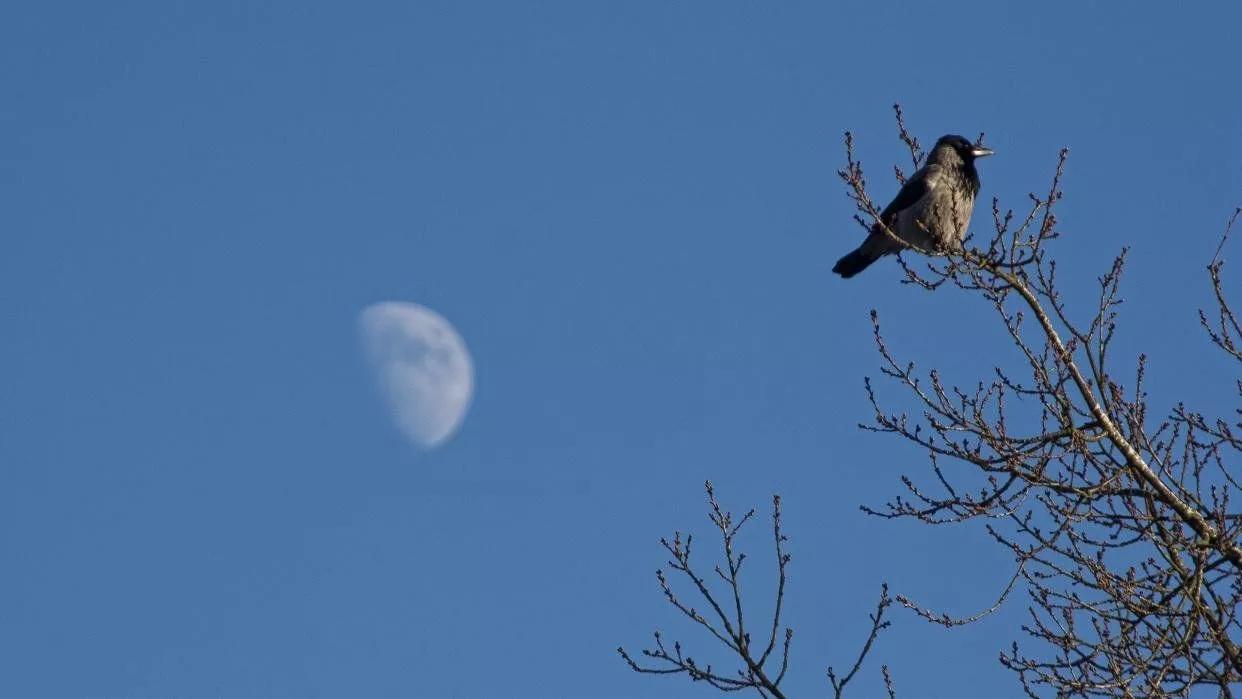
xmin=359 ymin=302 xmax=474 ymax=449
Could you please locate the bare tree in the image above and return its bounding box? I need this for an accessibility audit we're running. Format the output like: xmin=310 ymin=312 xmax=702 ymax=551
xmin=619 ymin=106 xmax=1242 ymax=697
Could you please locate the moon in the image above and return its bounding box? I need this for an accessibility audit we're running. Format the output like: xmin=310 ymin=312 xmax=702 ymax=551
xmin=358 ymin=302 xmax=474 ymax=449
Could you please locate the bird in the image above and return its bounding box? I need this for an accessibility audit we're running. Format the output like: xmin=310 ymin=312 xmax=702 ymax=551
xmin=833 ymin=134 xmax=994 ymax=278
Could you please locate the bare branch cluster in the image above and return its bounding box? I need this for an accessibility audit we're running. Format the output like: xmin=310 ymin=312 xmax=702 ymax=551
xmin=846 ymin=108 xmax=1242 ymax=697
xmin=619 ymin=482 xmax=893 ymax=697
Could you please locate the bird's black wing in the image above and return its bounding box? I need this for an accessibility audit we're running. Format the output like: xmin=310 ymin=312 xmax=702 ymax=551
xmin=876 ymin=164 xmax=941 ymax=224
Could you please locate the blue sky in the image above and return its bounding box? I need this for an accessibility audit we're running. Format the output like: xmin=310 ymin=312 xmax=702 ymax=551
xmin=3 ymin=2 xmax=1240 ymax=697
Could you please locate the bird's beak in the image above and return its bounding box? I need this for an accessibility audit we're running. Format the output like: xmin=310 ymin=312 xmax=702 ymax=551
xmin=971 ymin=145 xmax=995 ymax=158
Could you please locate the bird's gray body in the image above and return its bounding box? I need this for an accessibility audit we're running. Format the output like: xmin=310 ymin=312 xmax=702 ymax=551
xmin=887 ymin=161 xmax=978 ymax=251
xmin=834 ymin=135 xmax=989 ymax=278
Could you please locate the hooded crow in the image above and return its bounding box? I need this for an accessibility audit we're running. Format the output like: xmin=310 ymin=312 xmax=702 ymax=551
xmin=833 ymin=134 xmax=994 ymax=278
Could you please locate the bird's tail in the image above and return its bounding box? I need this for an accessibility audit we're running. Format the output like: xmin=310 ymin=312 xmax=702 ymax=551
xmin=832 ymin=246 xmax=881 ymax=278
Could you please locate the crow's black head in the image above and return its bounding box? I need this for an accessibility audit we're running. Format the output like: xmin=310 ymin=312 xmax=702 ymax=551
xmin=934 ymin=134 xmax=994 ymax=161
